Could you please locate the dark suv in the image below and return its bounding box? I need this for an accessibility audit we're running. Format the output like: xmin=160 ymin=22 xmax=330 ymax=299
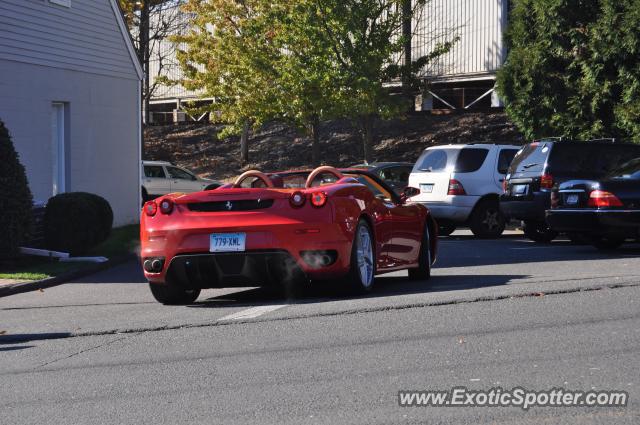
xmin=501 ymin=139 xmax=640 ymax=242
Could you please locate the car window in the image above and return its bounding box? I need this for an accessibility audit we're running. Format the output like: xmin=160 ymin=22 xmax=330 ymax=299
xmin=144 ymin=165 xmax=166 ymax=178
xmin=454 ymin=148 xmax=489 ymax=173
xmin=379 ymin=166 xmax=411 ymax=184
xmin=413 ymin=149 xmax=452 ymax=172
xmin=509 ymin=142 xmax=552 ymax=174
xmin=167 ymin=167 xmax=194 ymax=180
xmin=549 ymin=144 xmax=640 ymax=177
xmin=497 ymin=149 xmax=519 ymax=174
xmin=605 ymin=157 xmax=640 ymax=179
xmin=346 ymin=173 xmax=394 ymax=202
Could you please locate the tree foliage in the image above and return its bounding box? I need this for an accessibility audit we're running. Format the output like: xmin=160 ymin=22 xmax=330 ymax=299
xmin=0 ymin=119 xmax=33 ymax=260
xmin=174 ymin=0 xmax=456 ymax=163
xmin=497 ymin=0 xmax=640 ymax=141
xmin=119 ymin=1 xmax=188 ymax=123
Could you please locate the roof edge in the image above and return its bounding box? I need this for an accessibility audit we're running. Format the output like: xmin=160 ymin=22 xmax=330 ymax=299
xmin=108 ymin=0 xmax=143 ymax=80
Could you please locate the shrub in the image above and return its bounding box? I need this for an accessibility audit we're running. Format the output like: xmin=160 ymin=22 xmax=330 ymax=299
xmin=497 ymin=0 xmax=640 ymax=141
xmin=44 ymin=192 xmax=113 ymax=255
xmin=0 ymin=119 xmax=33 ymax=260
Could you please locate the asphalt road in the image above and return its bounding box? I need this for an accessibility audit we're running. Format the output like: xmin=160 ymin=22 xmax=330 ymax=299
xmin=1 ymin=231 xmax=639 ymax=424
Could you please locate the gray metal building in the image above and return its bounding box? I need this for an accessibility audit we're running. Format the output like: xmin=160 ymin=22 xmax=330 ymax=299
xmin=0 ymin=0 xmax=143 ymax=225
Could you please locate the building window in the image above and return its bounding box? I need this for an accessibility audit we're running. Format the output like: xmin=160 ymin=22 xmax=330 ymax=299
xmin=49 ymin=0 xmax=71 ymax=8
xmin=51 ymin=102 xmax=69 ymax=196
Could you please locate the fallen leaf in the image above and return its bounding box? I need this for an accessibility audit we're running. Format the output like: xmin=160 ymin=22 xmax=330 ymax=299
xmin=38 ymin=288 xmax=44 ymax=293
xmin=458 ymin=336 xmax=466 ymax=344
xmin=0 ymin=330 xmax=6 ymax=335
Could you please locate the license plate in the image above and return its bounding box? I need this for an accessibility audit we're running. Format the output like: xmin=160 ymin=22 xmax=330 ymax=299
xmin=210 ymin=233 xmax=246 ymax=252
xmin=420 ymin=184 xmax=434 ymax=193
xmin=512 ymin=184 xmax=528 ymax=195
xmin=566 ymin=194 xmax=579 ymax=205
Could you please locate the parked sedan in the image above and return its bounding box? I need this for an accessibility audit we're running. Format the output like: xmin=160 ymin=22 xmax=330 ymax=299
xmin=142 ymin=161 xmax=221 ymax=201
xmin=546 ymin=158 xmax=640 ymax=250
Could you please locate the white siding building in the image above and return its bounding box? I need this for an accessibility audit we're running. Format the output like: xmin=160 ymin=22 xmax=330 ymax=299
xmin=0 ymin=0 xmax=143 ymax=225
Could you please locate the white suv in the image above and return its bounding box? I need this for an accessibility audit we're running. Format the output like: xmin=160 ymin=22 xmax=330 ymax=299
xmin=408 ymin=144 xmax=520 ymax=238
xmin=142 ymin=161 xmax=221 ymax=201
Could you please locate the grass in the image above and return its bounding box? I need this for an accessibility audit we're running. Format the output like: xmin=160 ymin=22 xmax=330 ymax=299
xmin=0 ymin=224 xmax=139 ymax=282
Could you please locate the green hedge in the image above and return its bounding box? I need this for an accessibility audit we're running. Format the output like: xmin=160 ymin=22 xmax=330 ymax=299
xmin=44 ymin=192 xmax=113 ymax=255
xmin=0 ymin=119 xmax=33 ymax=260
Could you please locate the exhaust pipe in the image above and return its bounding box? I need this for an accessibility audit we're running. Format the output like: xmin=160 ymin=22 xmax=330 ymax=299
xmin=143 ymin=258 xmax=165 ymax=273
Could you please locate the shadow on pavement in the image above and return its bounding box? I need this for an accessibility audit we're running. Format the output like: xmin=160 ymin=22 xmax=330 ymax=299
xmin=0 ymin=345 xmax=34 ymax=352
xmin=188 ymin=273 xmax=529 ymax=309
xmin=436 ymin=236 xmax=640 ymax=269
xmin=0 ymin=332 xmax=71 ymax=344
xmin=69 ymin=261 xmax=146 ymax=285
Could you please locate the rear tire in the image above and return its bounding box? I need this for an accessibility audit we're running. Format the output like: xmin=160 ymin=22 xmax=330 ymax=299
xmin=408 ymin=223 xmax=432 ymax=281
xmin=149 ymin=283 xmax=200 ymax=305
xmin=523 ymin=220 xmax=558 ymax=243
xmin=469 ymin=200 xmax=506 ymax=239
xmin=347 ymin=220 xmax=376 ymax=294
xmin=592 ymin=236 xmax=625 ymax=251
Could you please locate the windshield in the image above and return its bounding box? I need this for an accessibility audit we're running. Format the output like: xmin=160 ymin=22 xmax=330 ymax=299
xmin=413 ymin=148 xmax=489 ymax=173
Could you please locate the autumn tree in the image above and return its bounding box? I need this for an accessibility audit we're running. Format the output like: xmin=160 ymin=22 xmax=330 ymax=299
xmin=174 ymin=0 xmax=455 ymax=163
xmin=119 ymin=0 xmax=188 ymax=123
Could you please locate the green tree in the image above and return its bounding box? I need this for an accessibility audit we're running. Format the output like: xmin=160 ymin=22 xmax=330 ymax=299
xmin=497 ymin=0 xmax=640 ymax=141
xmin=0 ymin=119 xmax=33 ymax=260
xmin=174 ymin=0 xmax=455 ymax=164
xmin=307 ymin=0 xmax=456 ymax=161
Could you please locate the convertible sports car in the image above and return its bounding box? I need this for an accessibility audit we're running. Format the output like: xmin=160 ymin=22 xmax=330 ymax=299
xmin=140 ymin=166 xmax=438 ymax=304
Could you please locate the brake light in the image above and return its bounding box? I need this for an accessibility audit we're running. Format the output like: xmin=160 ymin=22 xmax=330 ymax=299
xmin=540 ymin=174 xmax=554 ymax=189
xmin=448 ymin=179 xmax=466 ymax=196
xmin=289 ymin=191 xmax=306 ymax=208
xmin=502 ymin=179 xmax=508 ymax=193
xmin=310 ymin=192 xmax=328 ymax=207
xmin=144 ymin=201 xmax=157 ymax=217
xmin=588 ymin=190 xmax=623 ymax=208
xmin=159 ymin=198 xmax=174 ymax=215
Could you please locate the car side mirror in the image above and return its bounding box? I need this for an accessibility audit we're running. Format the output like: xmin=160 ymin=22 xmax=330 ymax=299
xmin=399 ymin=186 xmax=420 ymax=204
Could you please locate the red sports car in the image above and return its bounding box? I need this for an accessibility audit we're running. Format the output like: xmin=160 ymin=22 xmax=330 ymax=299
xmin=140 ymin=166 xmax=438 ymax=304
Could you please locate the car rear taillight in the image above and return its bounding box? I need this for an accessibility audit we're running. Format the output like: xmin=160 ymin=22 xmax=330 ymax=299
xmin=159 ymin=198 xmax=174 ymax=215
xmin=289 ymin=191 xmax=306 ymax=208
xmin=588 ymin=190 xmax=623 ymax=208
xmin=447 ymin=179 xmax=466 ymax=196
xmin=310 ymin=192 xmax=328 ymax=208
xmin=502 ymin=179 xmax=508 ymax=193
xmin=540 ymin=174 xmax=554 ymax=189
xmin=144 ymin=201 xmax=157 ymax=216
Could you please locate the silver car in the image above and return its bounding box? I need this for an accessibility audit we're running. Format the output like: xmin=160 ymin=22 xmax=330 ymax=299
xmin=142 ymin=161 xmax=221 ymax=201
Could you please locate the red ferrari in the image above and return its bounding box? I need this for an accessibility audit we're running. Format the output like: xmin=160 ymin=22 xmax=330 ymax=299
xmin=140 ymin=166 xmax=438 ymax=304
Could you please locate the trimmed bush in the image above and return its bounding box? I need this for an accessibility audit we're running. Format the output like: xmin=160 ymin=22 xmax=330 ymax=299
xmin=44 ymin=192 xmax=113 ymax=255
xmin=0 ymin=119 xmax=33 ymax=260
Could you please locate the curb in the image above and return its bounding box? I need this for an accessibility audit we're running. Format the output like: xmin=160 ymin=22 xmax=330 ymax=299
xmin=0 ymin=255 xmax=137 ymax=298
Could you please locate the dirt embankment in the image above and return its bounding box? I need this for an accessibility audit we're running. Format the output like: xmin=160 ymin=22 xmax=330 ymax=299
xmin=144 ymin=112 xmax=524 ymax=181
